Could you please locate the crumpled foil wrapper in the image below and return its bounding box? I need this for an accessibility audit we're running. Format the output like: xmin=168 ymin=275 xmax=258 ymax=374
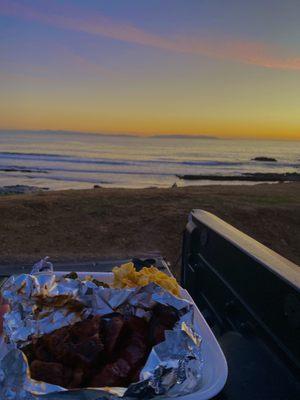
xmin=0 ymin=258 xmax=203 ymax=400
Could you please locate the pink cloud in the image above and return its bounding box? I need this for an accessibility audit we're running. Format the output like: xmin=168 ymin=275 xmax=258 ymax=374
xmin=1 ymin=0 xmax=300 ymax=71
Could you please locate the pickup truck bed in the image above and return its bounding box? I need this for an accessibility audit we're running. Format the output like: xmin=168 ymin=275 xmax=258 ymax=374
xmin=0 ymin=210 xmax=299 ymax=399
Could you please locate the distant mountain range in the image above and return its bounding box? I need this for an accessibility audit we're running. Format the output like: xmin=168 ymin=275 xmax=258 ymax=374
xmin=151 ymin=134 xmax=219 ymax=139
xmin=0 ymin=130 xmax=219 ymax=139
xmin=0 ymin=129 xmax=137 ymax=138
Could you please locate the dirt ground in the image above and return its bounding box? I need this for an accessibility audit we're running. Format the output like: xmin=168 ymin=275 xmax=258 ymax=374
xmin=0 ymin=183 xmax=299 ymax=277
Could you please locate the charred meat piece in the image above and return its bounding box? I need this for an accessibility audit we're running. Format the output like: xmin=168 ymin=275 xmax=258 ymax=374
xmin=67 ymin=316 xmax=104 ymax=365
xmin=23 ymin=330 xmax=68 ymax=364
xmin=30 ymin=360 xmax=84 ymax=388
xmin=67 ymin=335 xmax=103 ymax=365
xmin=153 ymin=304 xmax=179 ymax=328
xmin=149 ymin=323 xmax=166 ymax=345
xmin=130 ymin=365 xmax=143 ymax=384
xmin=92 ymin=315 xmax=151 ymax=386
xmin=30 ymin=360 xmax=71 ymax=387
xmin=149 ymin=304 xmax=179 ymax=345
xmin=69 ymin=368 xmax=85 ymax=389
xmin=45 ymin=338 xmax=69 ymax=363
xmin=42 ymin=316 xmax=103 ymax=366
xmin=125 ymin=315 xmax=148 ymax=338
xmin=101 ymin=313 xmax=125 ymax=356
xmin=25 ymin=310 xmax=176 ymax=388
xmin=90 ymin=358 xmax=131 ymax=387
xmin=121 ymin=317 xmax=149 ymax=368
xmin=121 ymin=336 xmax=148 ymax=367
xmin=23 ymin=316 xmax=104 ymax=373
xmin=70 ymin=316 xmax=103 ymax=365
xmin=34 ymin=342 xmax=53 ymax=362
xmin=42 ymin=325 xmax=71 ymax=361
xmin=71 ymin=315 xmax=101 ymax=341
xmin=25 ymin=316 xmax=104 ymax=388
xmin=120 ymin=316 xmax=151 ymax=382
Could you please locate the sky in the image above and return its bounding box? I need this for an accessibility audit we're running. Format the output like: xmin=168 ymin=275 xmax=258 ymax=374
xmin=0 ymin=0 xmax=300 ymax=140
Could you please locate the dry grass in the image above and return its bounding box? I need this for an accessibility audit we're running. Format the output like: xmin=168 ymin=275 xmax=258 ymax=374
xmin=0 ymin=183 xmax=299 ymax=277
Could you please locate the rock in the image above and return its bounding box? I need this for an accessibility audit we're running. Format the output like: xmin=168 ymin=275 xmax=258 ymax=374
xmin=251 ymin=157 xmax=277 ymax=162
xmin=176 ymin=172 xmax=300 ymax=182
xmin=0 ymin=167 xmax=48 ymax=173
xmin=0 ymin=185 xmax=48 ymax=195
xmin=93 ymin=185 xmax=101 ymax=189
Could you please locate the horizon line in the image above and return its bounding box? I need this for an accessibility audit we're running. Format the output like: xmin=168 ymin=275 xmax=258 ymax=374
xmin=0 ymin=129 xmax=299 ymax=141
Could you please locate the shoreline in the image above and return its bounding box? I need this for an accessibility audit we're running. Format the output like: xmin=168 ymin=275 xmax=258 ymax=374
xmin=177 ymin=172 xmax=300 ymax=182
xmin=0 ymin=178 xmax=294 ymax=195
xmin=0 ymin=183 xmax=299 ymax=277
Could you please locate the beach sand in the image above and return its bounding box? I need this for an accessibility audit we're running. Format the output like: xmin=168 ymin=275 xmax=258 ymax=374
xmin=0 ymin=183 xmax=299 ymax=278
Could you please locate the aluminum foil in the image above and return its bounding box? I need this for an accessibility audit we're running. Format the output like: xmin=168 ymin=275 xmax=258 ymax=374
xmin=0 ymin=258 xmax=203 ymax=400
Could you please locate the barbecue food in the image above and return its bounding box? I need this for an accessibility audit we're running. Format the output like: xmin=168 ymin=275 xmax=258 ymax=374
xmin=23 ymin=316 xmax=104 ymax=388
xmin=30 ymin=360 xmax=69 ymax=387
xmin=113 ymin=263 xmax=180 ymax=296
xmin=90 ymin=358 xmax=131 ymax=387
xmin=101 ymin=313 xmax=125 ymax=356
xmin=23 ymin=308 xmax=179 ymax=389
xmin=149 ymin=304 xmax=179 ymax=345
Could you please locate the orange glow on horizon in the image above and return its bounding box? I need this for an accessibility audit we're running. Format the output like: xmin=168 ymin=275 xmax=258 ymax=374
xmin=0 ymin=120 xmax=299 ymax=141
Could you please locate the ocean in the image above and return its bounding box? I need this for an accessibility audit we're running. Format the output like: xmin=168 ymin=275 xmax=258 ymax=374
xmin=0 ymin=130 xmax=299 ymax=190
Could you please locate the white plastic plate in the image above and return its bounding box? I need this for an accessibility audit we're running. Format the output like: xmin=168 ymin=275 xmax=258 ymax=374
xmin=56 ymin=271 xmax=228 ymax=400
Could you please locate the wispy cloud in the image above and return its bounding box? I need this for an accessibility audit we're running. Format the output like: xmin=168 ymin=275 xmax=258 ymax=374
xmin=1 ymin=0 xmax=300 ymax=71
xmin=0 ymin=34 xmax=114 ymax=80
xmin=56 ymin=46 xmax=115 ymax=77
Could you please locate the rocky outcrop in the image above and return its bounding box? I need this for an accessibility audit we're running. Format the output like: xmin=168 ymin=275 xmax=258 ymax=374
xmin=0 ymin=185 xmax=49 ymax=195
xmin=251 ymin=157 xmax=277 ymax=162
xmin=176 ymin=172 xmax=300 ymax=182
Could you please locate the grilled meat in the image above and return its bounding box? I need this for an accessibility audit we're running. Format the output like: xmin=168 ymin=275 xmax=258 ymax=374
xmin=24 ymin=305 xmax=177 ymax=389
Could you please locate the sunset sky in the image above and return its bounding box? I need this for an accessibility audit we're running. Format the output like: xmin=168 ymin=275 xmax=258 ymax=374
xmin=0 ymin=0 xmax=300 ymax=140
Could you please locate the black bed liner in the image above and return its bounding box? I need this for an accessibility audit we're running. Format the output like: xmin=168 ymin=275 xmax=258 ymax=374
xmin=0 ymin=210 xmax=299 ymax=399
xmin=181 ymin=210 xmax=300 ymax=400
